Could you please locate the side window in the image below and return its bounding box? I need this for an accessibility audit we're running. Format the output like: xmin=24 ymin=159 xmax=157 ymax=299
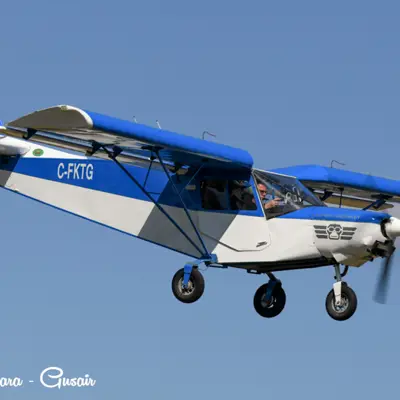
xmin=229 ymin=181 xmax=257 ymax=211
xmin=201 ymin=180 xmax=229 ymax=210
xmin=200 ymin=179 xmax=257 ymax=211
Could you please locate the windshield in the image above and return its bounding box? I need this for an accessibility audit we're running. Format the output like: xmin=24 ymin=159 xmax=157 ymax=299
xmin=253 ymin=169 xmax=324 ymax=219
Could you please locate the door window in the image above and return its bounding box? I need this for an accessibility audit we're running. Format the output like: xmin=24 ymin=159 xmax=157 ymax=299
xmin=200 ymin=179 xmax=257 ymax=211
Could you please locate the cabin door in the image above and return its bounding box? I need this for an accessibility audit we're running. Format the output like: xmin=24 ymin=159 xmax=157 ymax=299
xmin=196 ymin=176 xmax=271 ymax=252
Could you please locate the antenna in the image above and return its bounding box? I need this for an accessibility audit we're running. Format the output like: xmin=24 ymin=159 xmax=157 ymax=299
xmin=202 ymin=131 xmax=217 ymax=140
xmin=156 ymin=120 xmax=162 ymax=129
xmin=330 ymin=160 xmax=346 ymax=168
xmin=133 ymin=116 xmax=137 ymax=123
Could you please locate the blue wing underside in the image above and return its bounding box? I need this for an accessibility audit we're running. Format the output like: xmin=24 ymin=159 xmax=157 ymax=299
xmin=272 ymin=164 xmax=400 ymax=210
xmin=4 ymin=105 xmax=253 ymax=174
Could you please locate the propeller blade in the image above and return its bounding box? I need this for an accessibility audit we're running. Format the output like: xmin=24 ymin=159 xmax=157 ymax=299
xmin=374 ymin=253 xmax=394 ymax=304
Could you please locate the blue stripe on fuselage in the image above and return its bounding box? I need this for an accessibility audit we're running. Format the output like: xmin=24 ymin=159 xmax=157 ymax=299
xmin=278 ymin=206 xmax=390 ymax=224
xmin=0 ymin=157 xmax=168 ymax=202
xmin=0 ymin=156 xmax=265 ymax=216
xmin=5 ymin=157 xmax=387 ymax=224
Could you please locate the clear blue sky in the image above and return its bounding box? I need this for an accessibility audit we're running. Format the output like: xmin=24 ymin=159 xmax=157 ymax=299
xmin=1 ymin=0 xmax=399 ymax=398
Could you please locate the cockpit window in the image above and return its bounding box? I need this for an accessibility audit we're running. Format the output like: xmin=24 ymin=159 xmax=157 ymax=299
xmin=253 ymin=169 xmax=324 ymax=219
xmin=229 ymin=181 xmax=257 ymax=211
xmin=201 ymin=179 xmax=257 ymax=211
xmin=201 ymin=180 xmax=229 ymax=210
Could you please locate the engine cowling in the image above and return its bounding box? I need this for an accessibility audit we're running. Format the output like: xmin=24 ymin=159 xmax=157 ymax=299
xmin=382 ymin=217 xmax=400 ymax=240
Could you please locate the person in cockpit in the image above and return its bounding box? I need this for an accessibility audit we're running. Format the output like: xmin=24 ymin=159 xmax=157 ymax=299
xmin=257 ymin=183 xmax=282 ymax=210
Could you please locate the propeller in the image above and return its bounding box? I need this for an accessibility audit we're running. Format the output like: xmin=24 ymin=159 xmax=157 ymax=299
xmin=371 ymin=212 xmax=400 ymax=304
xmin=374 ymin=242 xmax=395 ymax=304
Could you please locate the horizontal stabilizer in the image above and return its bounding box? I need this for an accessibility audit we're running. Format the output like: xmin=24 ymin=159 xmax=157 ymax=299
xmin=0 ymin=127 xmax=30 ymax=155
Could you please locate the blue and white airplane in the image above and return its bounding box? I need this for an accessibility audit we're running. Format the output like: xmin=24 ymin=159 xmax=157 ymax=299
xmin=1 ymin=104 xmax=400 ymax=321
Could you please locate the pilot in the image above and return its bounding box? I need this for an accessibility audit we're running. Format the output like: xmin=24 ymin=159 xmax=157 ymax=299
xmin=257 ymin=183 xmax=282 ymax=210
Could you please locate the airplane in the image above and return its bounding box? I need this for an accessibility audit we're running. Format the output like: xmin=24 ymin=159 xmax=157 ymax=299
xmin=0 ymin=104 xmax=399 ymax=322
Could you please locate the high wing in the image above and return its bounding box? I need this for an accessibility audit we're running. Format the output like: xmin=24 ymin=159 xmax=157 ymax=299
xmin=1 ymin=105 xmax=253 ymax=173
xmin=271 ymin=164 xmax=400 ymax=211
xmin=0 ymin=105 xmax=257 ymax=261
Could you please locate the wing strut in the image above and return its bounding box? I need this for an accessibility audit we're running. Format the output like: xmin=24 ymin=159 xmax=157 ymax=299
xmin=363 ymin=195 xmax=391 ymax=211
xmin=93 ymin=142 xmax=211 ymax=259
xmin=154 ymin=149 xmax=209 ymax=257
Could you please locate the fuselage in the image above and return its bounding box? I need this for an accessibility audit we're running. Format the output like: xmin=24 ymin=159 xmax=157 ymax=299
xmin=0 ymin=137 xmax=391 ymax=269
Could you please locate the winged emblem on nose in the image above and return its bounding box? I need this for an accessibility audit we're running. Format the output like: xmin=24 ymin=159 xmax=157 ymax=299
xmin=314 ymin=224 xmax=357 ymax=240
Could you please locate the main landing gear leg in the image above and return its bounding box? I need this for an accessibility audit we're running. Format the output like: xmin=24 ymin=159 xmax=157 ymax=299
xmin=325 ymin=264 xmax=357 ymax=321
xmin=253 ymin=273 xmax=286 ymax=318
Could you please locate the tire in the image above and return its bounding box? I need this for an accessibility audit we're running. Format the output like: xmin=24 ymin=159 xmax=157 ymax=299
xmin=325 ymin=284 xmax=357 ymax=321
xmin=172 ymin=268 xmax=205 ymax=304
xmin=253 ymin=283 xmax=286 ymax=318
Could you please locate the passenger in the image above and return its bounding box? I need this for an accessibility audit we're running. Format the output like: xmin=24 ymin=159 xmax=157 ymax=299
xmin=257 ymin=183 xmax=282 ymax=210
xmin=230 ymin=181 xmax=257 ymax=210
xmin=202 ymin=181 xmax=228 ymax=210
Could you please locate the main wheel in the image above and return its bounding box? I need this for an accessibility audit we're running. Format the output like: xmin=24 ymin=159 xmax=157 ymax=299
xmin=172 ymin=268 xmax=205 ymax=304
xmin=253 ymin=283 xmax=286 ymax=318
xmin=325 ymin=284 xmax=357 ymax=321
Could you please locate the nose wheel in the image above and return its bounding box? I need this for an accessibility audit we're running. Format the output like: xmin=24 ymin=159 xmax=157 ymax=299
xmin=325 ymin=265 xmax=358 ymax=321
xmin=325 ymin=283 xmax=357 ymax=321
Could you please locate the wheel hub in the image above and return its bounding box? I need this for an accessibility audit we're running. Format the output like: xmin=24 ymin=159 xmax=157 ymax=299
xmin=179 ymin=278 xmax=195 ymax=296
xmin=332 ymin=294 xmax=349 ymax=313
xmin=261 ymin=294 xmax=275 ymax=308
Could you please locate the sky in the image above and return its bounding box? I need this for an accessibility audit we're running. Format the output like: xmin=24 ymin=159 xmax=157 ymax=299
xmin=1 ymin=0 xmax=400 ymax=398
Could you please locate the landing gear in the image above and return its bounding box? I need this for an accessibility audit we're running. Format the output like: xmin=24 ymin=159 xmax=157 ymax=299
xmin=170 ymin=261 xmax=358 ymax=321
xmin=171 ymin=256 xmax=218 ymax=304
xmin=172 ymin=267 xmax=205 ymax=303
xmin=326 ymin=283 xmax=357 ymax=321
xmin=325 ymin=264 xmax=357 ymax=321
xmin=253 ymin=276 xmax=286 ymax=318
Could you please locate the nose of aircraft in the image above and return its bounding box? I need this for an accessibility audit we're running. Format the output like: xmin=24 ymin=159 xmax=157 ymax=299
xmin=372 ymin=216 xmax=400 ymax=304
xmin=382 ymin=217 xmax=400 ymax=239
